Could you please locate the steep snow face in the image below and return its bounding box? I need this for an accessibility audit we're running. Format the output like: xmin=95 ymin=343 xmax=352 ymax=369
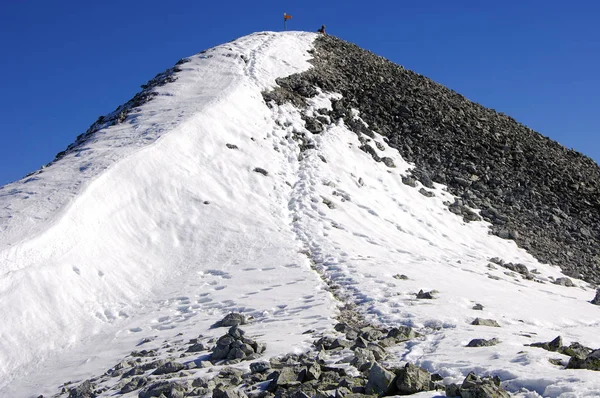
xmin=0 ymin=32 xmax=337 ymax=394
xmin=1 ymin=31 xmax=599 ymax=397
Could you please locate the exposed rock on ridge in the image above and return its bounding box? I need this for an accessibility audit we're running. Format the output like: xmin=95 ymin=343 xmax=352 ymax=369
xmin=264 ymin=34 xmax=600 ymax=285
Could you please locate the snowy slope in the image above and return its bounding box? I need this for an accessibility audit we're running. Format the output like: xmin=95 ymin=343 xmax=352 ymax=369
xmin=0 ymin=31 xmax=599 ymax=397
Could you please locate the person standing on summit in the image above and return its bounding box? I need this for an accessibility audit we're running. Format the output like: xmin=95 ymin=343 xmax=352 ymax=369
xmin=317 ymin=25 xmax=326 ymax=34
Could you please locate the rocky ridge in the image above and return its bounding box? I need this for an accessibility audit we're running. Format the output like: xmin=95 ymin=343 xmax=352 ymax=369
xmin=264 ymin=34 xmax=600 ymax=285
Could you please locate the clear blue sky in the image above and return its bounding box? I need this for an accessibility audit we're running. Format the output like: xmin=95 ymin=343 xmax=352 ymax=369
xmin=1 ymin=1 xmax=598 ymax=186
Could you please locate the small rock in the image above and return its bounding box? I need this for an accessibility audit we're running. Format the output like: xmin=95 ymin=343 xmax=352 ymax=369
xmin=381 ymin=157 xmax=396 ymax=168
xmin=120 ymin=377 xmax=148 ymax=394
xmin=466 ymin=338 xmax=500 ymax=347
xmin=531 ymin=335 xmax=562 ymax=352
xmin=387 ymin=326 xmax=416 ymax=342
xmin=214 ymin=313 xmax=247 ymax=328
xmin=471 ymin=318 xmax=500 ymax=327
xmin=416 ymin=289 xmax=434 ymax=299
xmin=445 ymin=383 xmax=461 ymax=397
xmin=213 ymin=388 xmax=248 ymax=398
xmin=305 ymin=118 xmax=324 ymax=134
xmin=139 ymin=381 xmax=189 ymax=398
xmin=418 ymin=188 xmax=435 ymax=197
xmin=351 ymin=347 xmax=376 ymax=371
xmin=591 ymin=289 xmax=600 ymax=305
xmin=457 ymin=372 xmax=510 ymax=398
xmin=153 ymin=361 xmax=185 ymax=375
xmin=187 ymin=342 xmax=207 ymax=353
xmin=226 ymin=143 xmax=239 ymax=150
xmin=401 ymin=176 xmax=417 ymax=187
xmin=67 ymin=380 xmax=96 ymax=398
xmin=274 ymin=366 xmax=304 ymax=387
xmin=472 ymin=303 xmax=484 ymax=311
xmin=554 ymin=277 xmax=575 ymax=287
xmin=250 ymin=361 xmax=271 ymax=373
xmin=549 ymin=358 xmax=564 ymax=366
xmin=253 ymin=167 xmax=268 ymax=176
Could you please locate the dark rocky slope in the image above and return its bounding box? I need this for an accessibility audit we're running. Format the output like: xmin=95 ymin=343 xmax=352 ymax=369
xmin=266 ymin=34 xmax=600 ymax=285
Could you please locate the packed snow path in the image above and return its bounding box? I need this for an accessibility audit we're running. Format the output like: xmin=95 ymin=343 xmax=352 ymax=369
xmin=0 ymin=32 xmax=598 ymax=397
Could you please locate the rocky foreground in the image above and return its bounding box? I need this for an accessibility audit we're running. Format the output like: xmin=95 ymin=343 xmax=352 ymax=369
xmin=49 ymin=306 xmax=600 ymax=398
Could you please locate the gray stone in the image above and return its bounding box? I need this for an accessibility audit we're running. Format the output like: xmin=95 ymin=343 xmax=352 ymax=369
xmin=561 ymin=342 xmax=593 ymax=359
xmin=554 ymin=277 xmax=575 ymax=287
xmin=67 ymin=380 xmax=96 ymax=398
xmin=212 ymin=344 xmax=231 ymax=361
xmin=227 ymin=347 xmax=246 ymax=360
xmin=305 ymin=364 xmax=322 ymax=381
xmin=466 ymin=338 xmax=500 ymax=347
xmin=351 ymin=347 xmax=376 ymax=371
xmin=591 ymin=289 xmax=600 ymax=305
xmin=360 ymin=327 xmax=384 ymax=342
xmin=531 ymin=335 xmax=562 ymax=352
xmin=445 ymin=383 xmax=461 ymax=397
xmin=458 ymin=372 xmax=509 ymax=398
xmin=187 ymin=342 xmax=207 ymax=353
xmin=139 ymin=381 xmax=190 ymax=398
xmin=471 ymin=318 xmax=500 ymax=327
xmin=394 ymin=363 xmax=432 ymax=395
xmin=228 ymin=326 xmax=246 ymax=339
xmin=305 ymin=118 xmax=324 ymax=134
xmin=381 ymin=157 xmax=396 ymax=168
xmin=367 ymin=343 xmax=387 ymax=361
xmin=472 ymin=303 xmax=484 ymax=310
xmin=364 ymin=362 xmax=395 ymax=395
xmin=253 ymin=167 xmax=268 ymax=176
xmin=387 ymin=326 xmax=416 ymax=341
xmin=250 ymin=361 xmax=271 ymax=373
xmin=401 ymin=176 xmax=417 ymax=187
xmin=213 ymin=387 xmax=249 ymax=398
xmin=120 ymin=377 xmax=148 ymax=394
xmin=567 ymin=349 xmax=600 ymax=371
xmin=214 ymin=313 xmax=247 ymax=328
xmin=419 ymin=188 xmax=435 ymax=197
xmin=273 ymin=366 xmax=305 ymax=387
xmin=416 ymin=289 xmax=434 ymax=299
xmin=152 ymin=361 xmax=185 ymax=375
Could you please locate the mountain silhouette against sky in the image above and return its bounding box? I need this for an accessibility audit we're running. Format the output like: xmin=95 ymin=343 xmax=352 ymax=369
xmin=1 ymin=31 xmax=599 ymax=398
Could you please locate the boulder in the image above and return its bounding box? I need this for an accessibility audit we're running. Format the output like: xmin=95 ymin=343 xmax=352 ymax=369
xmin=567 ymin=349 xmax=600 ymax=371
xmin=394 ymin=363 xmax=432 ymax=395
xmin=365 ymin=362 xmax=395 ymax=395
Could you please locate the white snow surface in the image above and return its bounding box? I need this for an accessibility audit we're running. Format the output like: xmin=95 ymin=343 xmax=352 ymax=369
xmin=0 ymin=31 xmax=599 ymax=397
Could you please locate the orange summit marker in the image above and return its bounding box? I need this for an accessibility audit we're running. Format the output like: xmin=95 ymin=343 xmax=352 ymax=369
xmin=283 ymin=13 xmax=292 ymax=30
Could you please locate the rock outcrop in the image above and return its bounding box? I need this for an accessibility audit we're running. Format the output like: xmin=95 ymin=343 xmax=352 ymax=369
xmin=264 ymin=34 xmax=600 ymax=285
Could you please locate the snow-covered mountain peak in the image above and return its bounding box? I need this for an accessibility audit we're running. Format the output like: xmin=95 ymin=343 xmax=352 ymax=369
xmin=1 ymin=31 xmax=599 ymax=397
